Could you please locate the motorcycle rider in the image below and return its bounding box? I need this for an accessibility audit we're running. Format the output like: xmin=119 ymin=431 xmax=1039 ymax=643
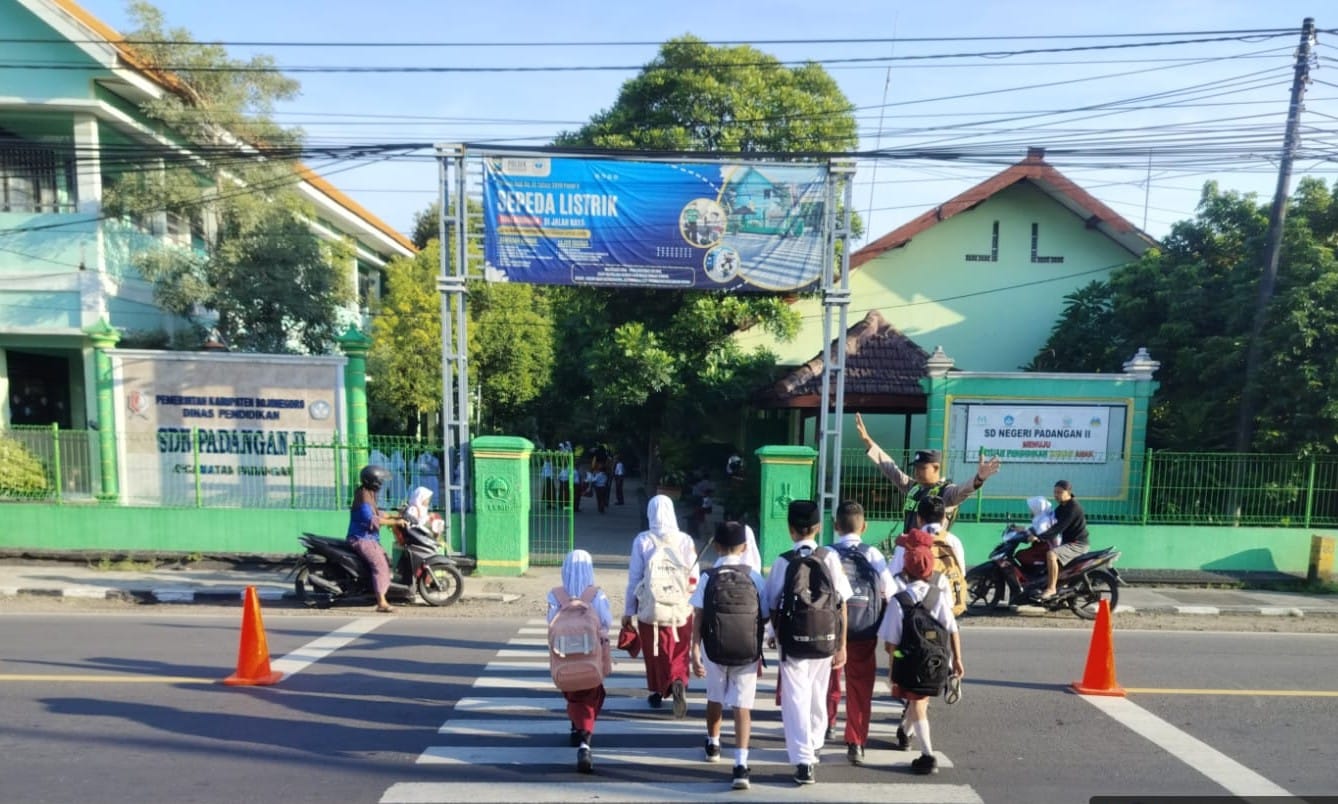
xmin=853 ymin=413 xmax=1001 ymax=531
xmin=349 ymin=465 xmax=396 ymax=613
xmin=1028 ymin=480 xmax=1089 ymax=600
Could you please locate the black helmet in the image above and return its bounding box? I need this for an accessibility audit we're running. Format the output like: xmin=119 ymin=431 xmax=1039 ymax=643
xmin=359 ymin=465 xmax=390 ymax=492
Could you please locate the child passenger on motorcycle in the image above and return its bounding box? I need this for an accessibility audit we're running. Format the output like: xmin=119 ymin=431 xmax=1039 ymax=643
xmin=348 ymin=465 xmax=396 ymax=613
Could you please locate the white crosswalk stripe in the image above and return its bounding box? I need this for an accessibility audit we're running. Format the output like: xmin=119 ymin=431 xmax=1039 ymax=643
xmin=379 ymin=619 xmax=983 ymax=803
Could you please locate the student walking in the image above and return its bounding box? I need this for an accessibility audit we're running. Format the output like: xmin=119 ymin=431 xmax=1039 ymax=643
xmin=690 ymin=522 xmax=769 ymax=790
xmin=624 ymin=495 xmax=700 ymax=718
xmin=882 ymin=540 xmax=965 ymax=775
xmin=546 ymin=550 xmax=613 ymax=774
xmin=613 ymin=455 xmax=626 ymax=505
xmin=829 ymin=501 xmax=895 ymax=765
xmin=765 ymin=500 xmax=852 ymax=785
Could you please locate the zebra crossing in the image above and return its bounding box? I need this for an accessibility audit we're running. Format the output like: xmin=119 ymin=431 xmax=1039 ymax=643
xmin=380 ymin=620 xmax=984 ymax=803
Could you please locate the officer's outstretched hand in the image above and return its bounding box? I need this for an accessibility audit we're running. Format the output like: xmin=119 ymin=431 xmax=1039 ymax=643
xmin=977 ymin=454 xmax=1002 ymax=481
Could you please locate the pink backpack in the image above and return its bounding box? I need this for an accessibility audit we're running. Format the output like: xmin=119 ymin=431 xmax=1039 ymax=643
xmin=548 ymin=586 xmax=611 ymax=692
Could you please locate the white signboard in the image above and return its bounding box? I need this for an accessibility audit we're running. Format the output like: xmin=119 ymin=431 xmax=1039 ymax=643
xmin=963 ymin=404 xmax=1117 ymax=463
xmin=111 ymin=350 xmax=346 ymax=506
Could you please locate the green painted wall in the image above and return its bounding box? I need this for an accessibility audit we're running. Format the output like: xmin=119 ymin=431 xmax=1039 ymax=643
xmin=0 ymin=4 xmax=107 ymax=99
xmin=864 ymin=519 xmax=1326 ymax=576
xmin=734 ymin=181 xmax=1144 ymax=372
xmin=0 ymin=504 xmax=471 ymax=557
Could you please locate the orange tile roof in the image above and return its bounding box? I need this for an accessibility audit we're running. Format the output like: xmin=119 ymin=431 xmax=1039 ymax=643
xmin=851 ymin=148 xmax=1154 ymax=269
xmin=50 ymin=0 xmax=415 ymax=254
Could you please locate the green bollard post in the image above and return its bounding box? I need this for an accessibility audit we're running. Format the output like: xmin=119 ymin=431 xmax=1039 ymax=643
xmin=472 ymin=436 xmax=534 ymax=576
xmin=755 ymin=445 xmax=817 ymax=571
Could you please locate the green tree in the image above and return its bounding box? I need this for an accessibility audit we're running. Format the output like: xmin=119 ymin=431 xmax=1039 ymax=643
xmin=1030 ymin=179 xmax=1338 ymax=453
xmin=371 ymin=203 xmax=554 ymax=437
xmin=102 ymin=2 xmax=353 ymax=353
xmin=546 ymin=36 xmax=858 ymax=478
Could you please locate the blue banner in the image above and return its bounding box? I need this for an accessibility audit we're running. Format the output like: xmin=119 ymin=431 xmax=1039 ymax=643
xmin=482 ymin=155 xmax=830 ymax=292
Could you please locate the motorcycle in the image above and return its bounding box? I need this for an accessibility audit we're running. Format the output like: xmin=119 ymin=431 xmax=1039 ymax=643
xmin=964 ymin=524 xmax=1124 ymax=620
xmin=291 ymin=514 xmax=464 ymax=608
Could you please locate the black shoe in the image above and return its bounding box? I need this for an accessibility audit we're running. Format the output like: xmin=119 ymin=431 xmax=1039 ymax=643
xmin=704 ymin=738 xmax=721 ymax=763
xmin=894 ymin=726 xmax=911 ymax=751
xmin=648 ymin=692 xmax=663 ymax=709
xmin=671 ymin=679 xmax=688 ymax=719
xmin=794 ymin=763 xmax=815 ymax=785
xmin=847 ymin=743 xmax=864 ymax=766
xmin=910 ymin=753 xmax=938 ymax=775
xmin=576 ymin=746 xmax=593 ymax=774
xmin=823 ymin=725 xmax=833 ymax=744
xmin=569 ymin=726 xmax=582 ymax=747
xmin=731 ymin=765 xmax=750 ymax=790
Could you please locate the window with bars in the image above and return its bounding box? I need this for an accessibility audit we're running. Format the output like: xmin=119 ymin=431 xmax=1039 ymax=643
xmin=0 ymin=135 xmax=75 ymax=213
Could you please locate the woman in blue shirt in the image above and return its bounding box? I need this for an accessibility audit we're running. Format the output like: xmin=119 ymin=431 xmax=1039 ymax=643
xmin=349 ymin=465 xmax=395 ymax=613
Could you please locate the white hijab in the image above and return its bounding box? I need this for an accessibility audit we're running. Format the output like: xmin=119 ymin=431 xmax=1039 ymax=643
xmin=405 ymin=486 xmax=433 ymax=525
xmin=646 ymin=494 xmax=680 ymax=537
xmin=1028 ymin=495 xmax=1056 ymax=532
xmin=561 ymin=549 xmax=596 ymax=597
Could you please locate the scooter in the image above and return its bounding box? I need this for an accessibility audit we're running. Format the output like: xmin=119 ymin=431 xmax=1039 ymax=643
xmin=291 ymin=516 xmax=464 ymax=608
xmin=964 ymin=525 xmax=1124 ymax=620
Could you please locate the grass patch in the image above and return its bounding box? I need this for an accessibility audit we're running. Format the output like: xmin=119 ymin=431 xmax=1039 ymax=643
xmin=92 ymin=556 xmax=159 ymax=572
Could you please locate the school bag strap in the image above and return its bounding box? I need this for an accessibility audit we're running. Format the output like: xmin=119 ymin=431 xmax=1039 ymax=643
xmin=893 ymin=581 xmax=941 ymax=614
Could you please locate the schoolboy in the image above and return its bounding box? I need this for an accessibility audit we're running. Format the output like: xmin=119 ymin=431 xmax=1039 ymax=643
xmin=690 ymin=522 xmax=769 ymax=790
xmin=829 ymin=500 xmax=895 ymax=765
xmin=881 ymin=540 xmax=965 ymax=775
xmin=764 ymin=500 xmax=852 ymax=785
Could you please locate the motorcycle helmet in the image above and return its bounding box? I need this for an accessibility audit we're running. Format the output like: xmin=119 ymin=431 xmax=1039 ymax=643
xmin=359 ymin=465 xmax=391 ymax=492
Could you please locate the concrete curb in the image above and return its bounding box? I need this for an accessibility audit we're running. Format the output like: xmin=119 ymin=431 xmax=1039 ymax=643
xmin=1115 ymin=605 xmax=1336 ymax=618
xmin=0 ymin=587 xmax=521 ymax=605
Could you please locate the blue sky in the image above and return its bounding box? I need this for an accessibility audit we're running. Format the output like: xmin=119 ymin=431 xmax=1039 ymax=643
xmin=76 ymin=1 xmax=1333 ymax=245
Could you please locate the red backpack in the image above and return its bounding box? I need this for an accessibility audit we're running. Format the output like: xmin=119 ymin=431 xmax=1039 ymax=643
xmin=548 ymin=586 xmax=611 ymax=692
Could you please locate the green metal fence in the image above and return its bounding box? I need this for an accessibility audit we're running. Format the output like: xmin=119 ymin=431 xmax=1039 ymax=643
xmin=835 ymin=447 xmax=1338 ymax=528
xmin=529 ymin=449 xmax=575 ymax=566
xmin=6 ymin=426 xmax=1338 ymax=530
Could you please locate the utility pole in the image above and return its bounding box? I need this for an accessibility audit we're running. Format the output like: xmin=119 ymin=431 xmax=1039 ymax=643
xmin=1233 ymin=18 xmax=1316 ymax=454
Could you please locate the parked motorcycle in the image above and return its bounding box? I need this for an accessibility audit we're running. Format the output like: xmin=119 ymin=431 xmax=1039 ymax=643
xmin=964 ymin=525 xmax=1124 ymax=619
xmin=291 ymin=517 xmax=464 ymax=608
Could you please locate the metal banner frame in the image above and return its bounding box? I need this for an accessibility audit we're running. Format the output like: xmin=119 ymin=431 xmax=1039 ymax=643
xmin=434 ymin=145 xmax=855 ymax=541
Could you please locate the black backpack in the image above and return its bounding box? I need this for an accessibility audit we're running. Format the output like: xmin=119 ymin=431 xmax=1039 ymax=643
xmin=891 ymin=576 xmax=953 ymax=696
xmin=700 ymin=566 xmax=764 ymax=667
xmin=834 ymin=542 xmax=886 ymax=642
xmin=775 ymin=547 xmax=842 ymax=661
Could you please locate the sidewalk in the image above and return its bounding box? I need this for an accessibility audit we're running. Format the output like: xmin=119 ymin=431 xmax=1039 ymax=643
xmin=2 ymin=494 xmax=1336 ymax=618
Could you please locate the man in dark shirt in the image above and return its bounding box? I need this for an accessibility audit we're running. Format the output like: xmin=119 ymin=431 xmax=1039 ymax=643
xmin=1029 ymin=480 xmax=1088 ymax=600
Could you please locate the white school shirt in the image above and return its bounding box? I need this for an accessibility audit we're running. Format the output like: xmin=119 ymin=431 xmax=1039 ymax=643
xmin=624 ymin=529 xmax=700 ymax=617
xmin=763 ymin=539 xmax=854 ymax=614
xmin=879 ymin=577 xmax=959 ymax=646
xmin=614 ymin=461 xmax=625 ymax=478
xmin=688 ymin=554 xmax=770 ymax=619
xmin=832 ymin=533 xmax=895 ymax=601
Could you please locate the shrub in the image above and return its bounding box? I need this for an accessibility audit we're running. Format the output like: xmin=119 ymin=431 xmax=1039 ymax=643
xmin=0 ymin=435 xmax=50 ymax=497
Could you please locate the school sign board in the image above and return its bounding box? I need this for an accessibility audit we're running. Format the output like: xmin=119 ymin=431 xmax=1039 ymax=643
xmin=958 ymin=403 xmax=1125 ymax=463
xmin=110 ymin=350 xmax=346 ymax=507
xmin=482 ymin=155 xmax=831 ymax=292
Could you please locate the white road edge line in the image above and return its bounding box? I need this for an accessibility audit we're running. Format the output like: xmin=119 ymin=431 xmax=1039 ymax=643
xmin=1079 ymin=694 xmax=1292 ymax=798
xmin=269 ymin=617 xmax=389 ymax=679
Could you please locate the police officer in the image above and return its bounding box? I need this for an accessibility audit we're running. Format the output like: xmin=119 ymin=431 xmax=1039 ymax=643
xmin=853 ymin=412 xmax=1001 ymax=532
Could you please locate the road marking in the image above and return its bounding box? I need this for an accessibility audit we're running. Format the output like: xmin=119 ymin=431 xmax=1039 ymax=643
xmin=438 ymin=717 xmax=910 ymax=738
xmin=418 ymin=744 xmax=953 ymax=768
xmin=454 ymin=694 xmax=904 ymax=713
xmin=382 ymin=781 xmax=983 ymax=803
xmin=0 ymin=674 xmax=213 ymax=683
xmin=1079 ymin=694 xmax=1292 ymax=798
xmin=1126 ymin=688 xmax=1338 ymax=697
xmin=269 ymin=617 xmax=388 ymax=679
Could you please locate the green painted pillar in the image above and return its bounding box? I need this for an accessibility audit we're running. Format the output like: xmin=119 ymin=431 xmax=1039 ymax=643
xmin=472 ymin=435 xmax=533 ymax=576
xmin=84 ymin=319 xmax=120 ymax=502
xmin=921 ymin=345 xmax=956 ymax=454
xmin=336 ymin=326 xmax=372 ymax=486
xmin=755 ymin=445 xmax=817 ymax=570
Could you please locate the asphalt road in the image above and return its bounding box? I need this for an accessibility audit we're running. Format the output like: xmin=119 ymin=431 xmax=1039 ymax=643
xmin=1 ymin=609 xmax=1335 ymax=803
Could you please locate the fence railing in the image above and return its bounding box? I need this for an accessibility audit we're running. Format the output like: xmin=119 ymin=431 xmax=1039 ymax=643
xmin=837 ymin=448 xmax=1338 ymax=528
xmin=5 ymin=427 xmax=1338 ymax=528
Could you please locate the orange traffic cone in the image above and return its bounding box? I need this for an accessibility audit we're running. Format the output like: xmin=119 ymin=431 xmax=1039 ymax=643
xmin=1071 ymin=598 xmax=1125 ymax=696
xmin=223 ymin=586 xmax=283 ymax=686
